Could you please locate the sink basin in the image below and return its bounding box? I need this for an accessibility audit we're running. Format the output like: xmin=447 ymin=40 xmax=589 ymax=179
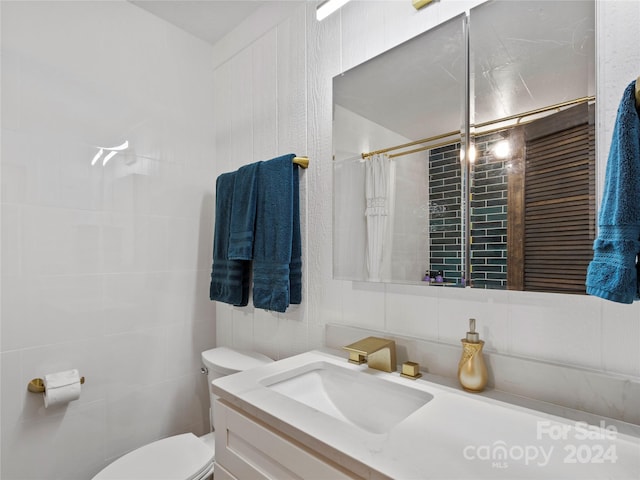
xmin=260 ymin=361 xmax=433 ymax=434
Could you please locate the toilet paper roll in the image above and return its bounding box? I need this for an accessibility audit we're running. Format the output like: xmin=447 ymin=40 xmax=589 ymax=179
xmin=43 ymin=369 xmax=81 ymax=408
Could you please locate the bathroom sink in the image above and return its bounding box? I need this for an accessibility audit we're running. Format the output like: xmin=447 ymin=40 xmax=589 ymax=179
xmin=214 ymin=350 xmax=640 ymax=479
xmin=259 ymin=361 xmax=433 ymax=434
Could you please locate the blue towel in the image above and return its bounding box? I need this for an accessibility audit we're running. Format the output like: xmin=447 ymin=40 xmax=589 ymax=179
xmin=252 ymin=154 xmax=302 ymax=312
xmin=586 ymin=81 xmax=640 ymax=303
xmin=209 ymin=172 xmax=250 ymax=306
xmin=228 ymin=161 xmax=261 ymax=260
xmin=290 ymin=163 xmax=302 ymax=305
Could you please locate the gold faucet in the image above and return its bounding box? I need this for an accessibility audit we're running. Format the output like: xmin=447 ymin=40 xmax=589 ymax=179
xmin=343 ymin=336 xmax=397 ymax=373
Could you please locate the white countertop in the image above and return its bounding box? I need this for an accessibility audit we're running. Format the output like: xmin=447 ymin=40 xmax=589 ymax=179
xmin=212 ymin=349 xmax=640 ymax=479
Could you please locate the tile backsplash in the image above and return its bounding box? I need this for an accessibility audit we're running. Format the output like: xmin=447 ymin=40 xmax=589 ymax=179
xmin=326 ymin=323 xmax=640 ymax=425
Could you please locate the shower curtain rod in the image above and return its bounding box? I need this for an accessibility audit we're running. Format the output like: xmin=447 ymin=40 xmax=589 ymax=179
xmin=361 ymin=96 xmax=595 ymax=160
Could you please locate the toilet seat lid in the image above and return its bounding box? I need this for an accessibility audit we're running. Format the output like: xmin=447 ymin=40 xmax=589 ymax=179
xmin=93 ymin=433 xmax=214 ymax=480
xmin=201 ymin=347 xmax=273 ymax=375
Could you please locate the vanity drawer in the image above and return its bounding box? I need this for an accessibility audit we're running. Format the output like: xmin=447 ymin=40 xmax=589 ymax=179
xmin=215 ymin=400 xmax=357 ymax=480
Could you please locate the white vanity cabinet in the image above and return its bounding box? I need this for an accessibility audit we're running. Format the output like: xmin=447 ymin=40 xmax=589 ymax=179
xmin=214 ymin=399 xmax=359 ymax=480
xmin=212 ymin=351 xmax=640 ymax=480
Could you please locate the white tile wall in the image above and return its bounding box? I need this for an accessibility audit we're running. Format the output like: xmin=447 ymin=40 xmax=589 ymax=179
xmin=507 ymin=291 xmax=603 ymax=369
xmin=601 ymin=301 xmax=640 ymax=377
xmin=1 ymin=1 xmax=216 ymax=478
xmin=212 ymin=0 xmax=640 ymax=419
xmin=385 ymin=283 xmax=439 ymax=339
xmin=2 ymin=0 xmax=638 ymax=478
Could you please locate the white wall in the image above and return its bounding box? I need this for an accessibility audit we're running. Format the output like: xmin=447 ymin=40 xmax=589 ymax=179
xmin=0 ymin=1 xmax=216 ymax=478
xmin=212 ymin=0 xmax=640 ymax=392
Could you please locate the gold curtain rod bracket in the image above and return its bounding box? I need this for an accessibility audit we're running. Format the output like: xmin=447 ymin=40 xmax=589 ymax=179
xmin=293 ymin=156 xmax=309 ymax=169
xmin=635 ymin=76 xmax=640 ymax=108
xmin=28 ymin=376 xmax=85 ymax=393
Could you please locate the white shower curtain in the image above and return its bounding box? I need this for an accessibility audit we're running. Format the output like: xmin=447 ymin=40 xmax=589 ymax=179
xmin=365 ymin=153 xmax=395 ymax=281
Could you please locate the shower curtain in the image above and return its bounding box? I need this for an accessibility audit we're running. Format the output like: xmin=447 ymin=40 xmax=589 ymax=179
xmin=365 ymin=153 xmax=395 ymax=281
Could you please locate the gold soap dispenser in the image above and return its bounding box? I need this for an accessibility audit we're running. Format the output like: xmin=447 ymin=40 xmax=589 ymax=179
xmin=458 ymin=318 xmax=488 ymax=392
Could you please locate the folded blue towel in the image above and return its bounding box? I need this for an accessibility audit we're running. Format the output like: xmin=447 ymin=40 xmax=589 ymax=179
xmin=586 ymin=80 xmax=640 ymax=304
xmin=290 ymin=165 xmax=302 ymax=305
xmin=209 ymin=172 xmax=250 ymax=306
xmin=228 ymin=161 xmax=261 ymax=260
xmin=252 ymin=154 xmax=302 ymax=312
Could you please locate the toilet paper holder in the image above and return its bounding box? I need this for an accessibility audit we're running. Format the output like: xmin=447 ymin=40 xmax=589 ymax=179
xmin=27 ymin=376 xmax=85 ymax=393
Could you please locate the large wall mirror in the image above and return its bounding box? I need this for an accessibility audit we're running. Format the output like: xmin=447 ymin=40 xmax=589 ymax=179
xmin=332 ymin=0 xmax=596 ymax=294
xmin=468 ymin=0 xmax=595 ymax=293
xmin=333 ymin=14 xmax=467 ymax=286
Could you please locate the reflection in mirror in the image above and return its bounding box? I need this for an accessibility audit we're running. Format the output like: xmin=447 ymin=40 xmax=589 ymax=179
xmin=468 ymin=0 xmax=595 ymax=293
xmin=333 ymin=14 xmax=466 ymax=285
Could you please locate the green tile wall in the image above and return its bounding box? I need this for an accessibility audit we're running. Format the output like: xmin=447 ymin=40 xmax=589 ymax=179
xmin=428 ymin=143 xmax=462 ymax=283
xmin=470 ymin=134 xmax=508 ymax=288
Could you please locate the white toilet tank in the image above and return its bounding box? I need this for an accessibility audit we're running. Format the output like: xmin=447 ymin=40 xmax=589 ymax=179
xmin=201 ymin=347 xmax=273 ymax=431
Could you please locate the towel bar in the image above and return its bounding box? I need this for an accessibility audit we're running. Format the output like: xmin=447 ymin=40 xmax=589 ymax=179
xmin=293 ymin=156 xmax=309 ymax=169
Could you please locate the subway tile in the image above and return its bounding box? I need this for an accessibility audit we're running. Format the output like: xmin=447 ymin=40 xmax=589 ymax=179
xmin=438 ymin=287 xmax=510 ymax=352
xmin=231 ymin=307 xmax=256 ymax=351
xmin=21 ymin=206 xmax=102 ymax=276
xmin=1 ymin=274 xmax=104 ymax=351
xmin=104 ymin=270 xmax=207 ymax=335
xmin=165 ymin=319 xmax=216 ymax=380
xmin=385 ymin=284 xmax=439 ymax=338
xmin=277 ymin=316 xmax=309 ymax=358
xmin=342 ymin=281 xmax=386 ymax=330
xmin=103 ymin=328 xmax=168 ymax=395
xmin=1 ymin=129 xmax=31 ymax=205
xmin=105 ymin=388 xmax=154 ymax=460
xmin=167 ymin=216 xmax=201 ymax=271
xmin=103 ymin=272 xmax=165 ymax=335
xmin=1 ymin=351 xmax=22 ymax=427
xmin=215 ymin=304 xmax=234 ymax=346
xmin=2 ymin=401 xmax=106 ymax=480
xmin=1 ymin=204 xmax=22 ymax=276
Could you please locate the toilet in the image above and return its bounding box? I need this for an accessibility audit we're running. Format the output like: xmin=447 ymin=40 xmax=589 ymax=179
xmin=92 ymin=347 xmax=273 ymax=480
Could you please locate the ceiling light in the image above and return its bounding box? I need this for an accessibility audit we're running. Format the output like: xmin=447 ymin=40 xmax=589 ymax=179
xmin=316 ymin=0 xmax=351 ymax=21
